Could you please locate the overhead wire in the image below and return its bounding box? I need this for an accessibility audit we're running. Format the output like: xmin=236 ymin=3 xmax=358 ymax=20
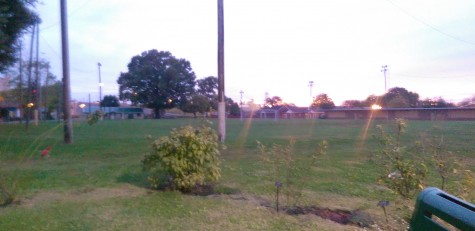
xmin=386 ymin=0 xmax=475 ymax=46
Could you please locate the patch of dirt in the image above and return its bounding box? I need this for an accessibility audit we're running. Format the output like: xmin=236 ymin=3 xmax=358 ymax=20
xmin=20 ymin=184 xmax=147 ymax=208
xmin=286 ymin=206 xmax=373 ymax=227
xmin=213 ymin=193 xmax=374 ymax=228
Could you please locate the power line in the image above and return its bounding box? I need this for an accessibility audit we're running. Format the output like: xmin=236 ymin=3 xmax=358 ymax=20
xmin=386 ymin=0 xmax=475 ymax=46
xmin=41 ymin=0 xmax=94 ymax=31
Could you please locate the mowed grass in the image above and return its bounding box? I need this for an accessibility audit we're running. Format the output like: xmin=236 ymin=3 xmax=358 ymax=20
xmin=1 ymin=118 xmax=474 ymax=230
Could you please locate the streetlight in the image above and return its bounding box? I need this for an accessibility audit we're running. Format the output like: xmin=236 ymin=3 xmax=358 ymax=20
xmin=381 ymin=65 xmax=388 ymax=92
xmin=98 ymin=62 xmax=102 ymax=111
xmin=308 ymin=81 xmax=314 ymax=98
xmin=240 ymin=90 xmax=244 ymax=121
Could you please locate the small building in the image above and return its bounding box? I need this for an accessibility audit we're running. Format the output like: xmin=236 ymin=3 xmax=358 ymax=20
xmin=323 ymin=107 xmax=475 ymax=121
xmin=256 ymin=106 xmax=323 ymax=120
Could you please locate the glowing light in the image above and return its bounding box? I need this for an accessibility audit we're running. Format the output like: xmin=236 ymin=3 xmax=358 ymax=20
xmin=371 ymin=104 xmax=382 ymax=110
xmin=27 ymin=103 xmax=34 ymax=108
xmin=79 ymin=103 xmax=86 ymax=108
xmin=167 ymin=99 xmax=172 ymax=103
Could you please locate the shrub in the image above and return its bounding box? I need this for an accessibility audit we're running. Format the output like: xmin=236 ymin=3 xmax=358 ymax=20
xmin=142 ymin=124 xmax=221 ymax=192
xmin=373 ymin=119 xmax=427 ymax=199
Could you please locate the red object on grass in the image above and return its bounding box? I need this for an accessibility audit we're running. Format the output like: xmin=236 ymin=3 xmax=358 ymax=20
xmin=41 ymin=146 xmax=52 ymax=157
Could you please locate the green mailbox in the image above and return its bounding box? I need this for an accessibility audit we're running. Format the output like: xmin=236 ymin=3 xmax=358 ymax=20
xmin=410 ymin=187 xmax=475 ymax=231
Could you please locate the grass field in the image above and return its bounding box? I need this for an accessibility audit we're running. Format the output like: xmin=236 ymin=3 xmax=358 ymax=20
xmin=0 ymin=118 xmax=474 ymax=230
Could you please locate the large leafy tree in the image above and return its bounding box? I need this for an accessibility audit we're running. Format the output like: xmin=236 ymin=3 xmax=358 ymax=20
xmin=181 ymin=94 xmax=210 ymax=118
xmin=117 ymin=50 xmax=196 ymax=118
xmin=382 ymin=87 xmax=419 ymax=108
xmin=264 ymin=96 xmax=283 ymax=108
xmin=0 ymin=0 xmax=39 ymax=72
xmin=196 ymin=76 xmax=218 ymax=110
xmin=311 ymin=93 xmax=335 ymax=109
xmin=100 ymin=95 xmax=120 ymax=107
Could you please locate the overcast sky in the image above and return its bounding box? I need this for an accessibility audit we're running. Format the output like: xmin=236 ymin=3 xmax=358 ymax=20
xmin=34 ymin=0 xmax=475 ymax=106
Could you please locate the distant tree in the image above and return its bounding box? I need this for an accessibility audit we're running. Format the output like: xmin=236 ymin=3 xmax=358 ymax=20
xmin=227 ymin=98 xmax=241 ymax=116
xmin=341 ymin=100 xmax=366 ymax=108
xmin=181 ymin=94 xmax=210 ymax=118
xmin=419 ymin=97 xmax=454 ymax=108
xmin=117 ymin=50 xmax=196 ymax=118
xmin=382 ymin=87 xmax=419 ymax=108
xmin=0 ymin=0 xmax=39 ymax=72
xmin=100 ymin=95 xmax=120 ymax=107
xmin=311 ymin=93 xmax=335 ymax=109
xmin=197 ymin=76 xmax=217 ymax=100
xmin=457 ymin=96 xmax=475 ymax=107
xmin=196 ymin=76 xmax=218 ymax=110
xmin=363 ymin=94 xmax=381 ymax=107
xmin=264 ymin=96 xmax=283 ymax=108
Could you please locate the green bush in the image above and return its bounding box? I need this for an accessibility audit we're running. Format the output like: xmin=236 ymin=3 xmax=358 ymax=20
xmin=142 ymin=124 xmax=221 ymax=192
xmin=373 ymin=119 xmax=427 ymax=199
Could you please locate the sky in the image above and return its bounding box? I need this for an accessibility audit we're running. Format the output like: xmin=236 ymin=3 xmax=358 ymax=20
xmin=32 ymin=0 xmax=475 ymax=106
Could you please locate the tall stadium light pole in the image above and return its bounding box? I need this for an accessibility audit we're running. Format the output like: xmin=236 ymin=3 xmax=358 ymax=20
xmin=240 ymin=90 xmax=244 ymax=122
xmin=60 ymin=0 xmax=73 ymax=144
xmin=217 ymin=0 xmax=226 ymax=142
xmin=381 ymin=65 xmax=388 ymax=92
xmin=308 ymin=81 xmax=314 ymax=98
xmin=98 ymin=62 xmax=102 ymax=110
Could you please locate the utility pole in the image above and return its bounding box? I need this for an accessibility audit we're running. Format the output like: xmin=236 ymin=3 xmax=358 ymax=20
xmin=240 ymin=90 xmax=244 ymax=122
xmin=217 ymin=0 xmax=225 ymax=142
xmin=18 ymin=41 xmax=23 ymax=123
xmin=26 ymin=23 xmax=36 ymax=130
xmin=98 ymin=62 xmax=102 ymax=110
xmin=308 ymin=81 xmax=314 ymax=98
xmin=60 ymin=0 xmax=73 ymax=144
xmin=381 ymin=65 xmax=388 ymax=92
xmin=34 ymin=21 xmax=40 ymax=125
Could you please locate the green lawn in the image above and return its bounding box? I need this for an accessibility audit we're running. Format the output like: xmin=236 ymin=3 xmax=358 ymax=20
xmin=1 ymin=119 xmax=474 ymax=230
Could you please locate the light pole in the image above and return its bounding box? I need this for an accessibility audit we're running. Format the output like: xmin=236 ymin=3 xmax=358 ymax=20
xmin=381 ymin=65 xmax=388 ymax=92
xmin=240 ymin=90 xmax=244 ymax=121
xmin=98 ymin=62 xmax=102 ymax=111
xmin=308 ymin=81 xmax=314 ymax=98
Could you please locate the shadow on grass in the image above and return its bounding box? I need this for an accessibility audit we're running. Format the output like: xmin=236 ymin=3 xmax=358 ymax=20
xmin=116 ymin=170 xmax=149 ymax=188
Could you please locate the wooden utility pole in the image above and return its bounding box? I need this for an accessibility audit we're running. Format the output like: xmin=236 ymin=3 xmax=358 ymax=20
xmin=217 ymin=0 xmax=225 ymax=142
xmin=34 ymin=21 xmax=40 ymax=125
xmin=60 ymin=0 xmax=73 ymax=144
xmin=18 ymin=41 xmax=23 ymax=123
xmin=26 ymin=23 xmax=36 ymax=130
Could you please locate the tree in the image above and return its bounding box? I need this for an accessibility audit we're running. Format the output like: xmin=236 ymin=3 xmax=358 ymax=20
xmin=311 ymin=93 xmax=335 ymax=109
xmin=363 ymin=94 xmax=381 ymax=107
xmin=196 ymin=76 xmax=218 ymax=110
xmin=458 ymin=96 xmax=475 ymax=107
xmin=0 ymin=0 xmax=39 ymax=72
xmin=181 ymin=94 xmax=210 ymax=118
xmin=264 ymin=96 xmax=283 ymax=108
xmin=117 ymin=50 xmax=196 ymax=118
xmin=381 ymin=87 xmax=419 ymax=108
xmin=419 ymin=97 xmax=454 ymax=108
xmin=197 ymin=76 xmax=217 ymax=100
xmin=341 ymin=100 xmax=365 ymax=108
xmin=100 ymin=95 xmax=120 ymax=107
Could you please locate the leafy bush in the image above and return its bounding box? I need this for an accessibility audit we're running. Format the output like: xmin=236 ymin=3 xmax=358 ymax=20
xmin=87 ymin=110 xmax=103 ymax=125
xmin=142 ymin=124 xmax=221 ymax=192
xmin=373 ymin=119 xmax=427 ymax=199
